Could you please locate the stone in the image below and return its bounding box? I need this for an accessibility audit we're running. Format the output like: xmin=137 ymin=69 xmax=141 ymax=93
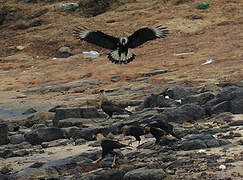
xmin=57 ymin=46 xmax=72 ymax=58
xmin=56 ymin=118 xmax=84 ymax=128
xmin=78 ymin=169 xmax=123 ymax=180
xmin=180 ymin=139 xmax=207 ymax=151
xmin=165 ymin=85 xmax=195 ymax=99
xmin=53 ymin=106 xmax=101 ymax=127
xmin=211 ymin=101 xmax=231 ymax=114
xmin=164 ymin=104 xmax=206 ymax=123
xmin=0 ymin=6 xmax=8 ymax=25
xmin=9 ymin=134 xmax=25 ymax=144
xmin=71 ymin=128 xmax=96 ymax=141
xmin=0 ymin=123 xmax=9 ymax=145
xmin=143 ymin=94 xmax=177 ymax=108
xmin=183 ymin=92 xmax=215 ymax=105
xmin=60 ymin=3 xmax=79 ymax=12
xmin=0 ymin=164 xmax=13 ymax=174
xmin=25 ymin=127 xmax=64 ymax=145
xmin=111 ymin=75 xmax=121 ymax=82
xmin=22 ymin=108 xmax=37 ymax=115
xmin=41 ymin=139 xmax=70 ymax=148
xmin=123 ymin=168 xmax=166 ymax=180
xmin=61 ymin=126 xmax=80 ymax=138
xmin=21 ymin=111 xmax=55 ymax=128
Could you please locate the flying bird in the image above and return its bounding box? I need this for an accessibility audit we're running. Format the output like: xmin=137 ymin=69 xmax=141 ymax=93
xmin=99 ymin=90 xmax=132 ymax=119
xmin=73 ymin=25 xmax=169 ymax=64
xmin=92 ymin=133 xmax=127 ymax=167
xmin=120 ymin=125 xmax=146 ymax=147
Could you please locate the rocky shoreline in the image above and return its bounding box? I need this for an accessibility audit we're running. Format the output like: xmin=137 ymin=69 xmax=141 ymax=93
xmin=0 ymin=83 xmax=243 ymax=179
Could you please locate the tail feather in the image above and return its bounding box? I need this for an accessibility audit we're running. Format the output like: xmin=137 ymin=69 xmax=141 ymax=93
xmin=108 ymin=49 xmax=136 ymax=64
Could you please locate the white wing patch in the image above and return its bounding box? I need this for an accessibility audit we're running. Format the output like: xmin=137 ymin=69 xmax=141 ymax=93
xmin=73 ymin=27 xmax=91 ymax=39
xmin=152 ymin=26 xmax=169 ymax=38
xmin=108 ymin=49 xmax=136 ymax=64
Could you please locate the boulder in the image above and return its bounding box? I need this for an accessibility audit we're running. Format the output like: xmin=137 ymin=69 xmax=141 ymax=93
xmin=0 ymin=123 xmax=9 ymax=145
xmin=25 ymin=127 xmax=64 ymax=145
xmin=165 ymin=85 xmax=195 ymax=99
xmin=143 ymin=94 xmax=177 ymax=108
xmin=164 ymin=104 xmax=206 ymax=123
xmin=183 ymin=92 xmax=215 ymax=105
xmin=123 ymin=168 xmax=166 ymax=180
xmin=53 ymin=106 xmax=101 ymax=127
xmin=57 ymin=46 xmax=72 ymax=58
xmin=9 ymin=134 xmax=25 ymax=144
xmin=60 ymin=3 xmax=79 ymax=12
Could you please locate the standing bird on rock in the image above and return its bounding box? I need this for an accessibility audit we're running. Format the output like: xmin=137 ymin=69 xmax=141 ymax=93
xmin=144 ymin=126 xmax=166 ymax=149
xmin=92 ymin=133 xmax=127 ymax=167
xmin=99 ymin=90 xmax=132 ymax=119
xmin=148 ymin=120 xmax=181 ymax=140
xmin=120 ymin=125 xmax=146 ymax=147
xmin=73 ymin=25 xmax=168 ymax=64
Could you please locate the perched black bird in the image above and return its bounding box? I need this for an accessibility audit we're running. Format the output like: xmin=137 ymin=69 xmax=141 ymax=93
xmin=99 ymin=90 xmax=132 ymax=119
xmin=148 ymin=120 xmax=181 ymax=139
xmin=144 ymin=126 xmax=166 ymax=149
xmin=92 ymin=133 xmax=127 ymax=167
xmin=73 ymin=25 xmax=168 ymax=64
xmin=120 ymin=125 xmax=146 ymax=147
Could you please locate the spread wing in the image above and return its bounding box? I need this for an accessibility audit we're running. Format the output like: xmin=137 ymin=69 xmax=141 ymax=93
xmin=127 ymin=25 xmax=169 ymax=48
xmin=73 ymin=26 xmax=119 ymax=50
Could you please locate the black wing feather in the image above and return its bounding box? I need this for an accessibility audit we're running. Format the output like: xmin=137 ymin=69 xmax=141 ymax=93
xmin=127 ymin=26 xmax=169 ymax=48
xmin=73 ymin=26 xmax=119 ymax=50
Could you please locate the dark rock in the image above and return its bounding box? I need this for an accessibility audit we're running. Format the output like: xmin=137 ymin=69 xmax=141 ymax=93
xmin=139 ymin=69 xmax=168 ymax=77
xmin=21 ymin=111 xmax=55 ymax=128
xmin=0 ymin=123 xmax=9 ymax=145
xmin=41 ymin=139 xmax=70 ymax=148
xmin=57 ymin=118 xmax=84 ymax=128
xmin=13 ymin=167 xmax=59 ymax=180
xmin=231 ymin=97 xmax=243 ymax=114
xmin=25 ymin=127 xmax=64 ymax=145
xmin=75 ymin=169 xmax=123 ymax=180
xmin=180 ymin=139 xmax=207 ymax=151
xmin=205 ymin=139 xmax=220 ymax=148
xmin=0 ymin=6 xmax=8 ymax=25
xmin=22 ymin=108 xmax=37 ymax=115
xmin=0 ymin=150 xmax=14 ymax=159
xmin=165 ymin=85 xmax=195 ymax=99
xmin=123 ymin=168 xmax=166 ymax=180
xmin=143 ymin=94 xmax=177 ymax=108
xmin=211 ymin=101 xmax=231 ymax=114
xmin=183 ymin=92 xmax=215 ymax=105
xmin=164 ymin=104 xmax=206 ymax=123
xmin=9 ymin=134 xmax=25 ymax=144
xmin=53 ymin=107 xmax=101 ymax=127
xmin=60 ymin=3 xmax=79 ymax=12
xmin=29 ymin=162 xmax=45 ymax=168
xmin=71 ymin=128 xmax=96 ymax=141
xmin=57 ymin=46 xmax=72 ymax=58
xmin=79 ymin=0 xmax=118 ymax=17
xmin=61 ymin=126 xmax=80 ymax=138
xmin=14 ymin=149 xmax=29 ymax=157
xmin=111 ymin=75 xmax=121 ymax=82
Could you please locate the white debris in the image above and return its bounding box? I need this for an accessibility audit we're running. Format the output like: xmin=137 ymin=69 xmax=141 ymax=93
xmin=198 ymin=149 xmax=206 ymax=153
xmin=83 ymin=51 xmax=100 ymax=59
xmin=165 ymin=95 xmax=170 ymax=99
xmin=219 ymin=164 xmax=226 ymax=170
xmin=52 ymin=57 xmax=57 ymax=60
xmin=175 ymin=99 xmax=182 ymax=104
xmin=16 ymin=45 xmax=25 ymax=51
xmin=201 ymin=59 xmax=213 ymax=65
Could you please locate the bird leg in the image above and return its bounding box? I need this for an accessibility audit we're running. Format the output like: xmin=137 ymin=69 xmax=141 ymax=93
xmin=91 ymin=157 xmax=102 ymax=165
xmin=111 ymin=154 xmax=116 ymax=168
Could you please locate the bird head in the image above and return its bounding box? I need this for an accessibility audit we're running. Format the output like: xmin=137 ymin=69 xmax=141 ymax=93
xmin=98 ymin=89 xmax=108 ymax=102
xmin=120 ymin=37 xmax=128 ymax=46
xmin=144 ymin=126 xmax=150 ymax=134
xmin=93 ymin=133 xmax=104 ymax=142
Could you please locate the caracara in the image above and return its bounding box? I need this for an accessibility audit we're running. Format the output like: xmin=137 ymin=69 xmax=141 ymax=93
xmin=73 ymin=25 xmax=168 ymax=64
xmin=144 ymin=126 xmax=166 ymax=149
xmin=120 ymin=125 xmax=146 ymax=147
xmin=148 ymin=120 xmax=181 ymax=139
xmin=92 ymin=133 xmax=127 ymax=167
xmin=99 ymin=90 xmax=132 ymax=119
